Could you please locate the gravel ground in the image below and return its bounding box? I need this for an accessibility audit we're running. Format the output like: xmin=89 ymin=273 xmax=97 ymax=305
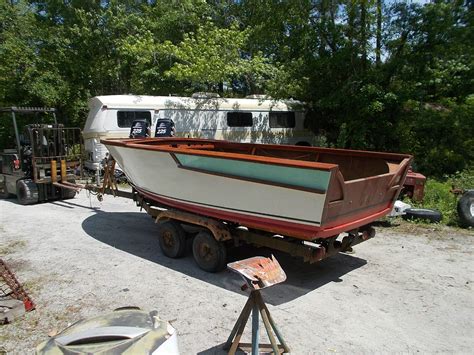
xmin=0 ymin=190 xmax=473 ymax=354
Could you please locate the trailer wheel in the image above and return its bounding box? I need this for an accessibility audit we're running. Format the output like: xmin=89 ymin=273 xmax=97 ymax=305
xmin=402 ymin=208 xmax=442 ymax=223
xmin=457 ymin=190 xmax=474 ymax=227
xmin=192 ymin=231 xmax=227 ymax=273
xmin=16 ymin=179 xmax=39 ymax=205
xmin=158 ymin=221 xmax=187 ymax=258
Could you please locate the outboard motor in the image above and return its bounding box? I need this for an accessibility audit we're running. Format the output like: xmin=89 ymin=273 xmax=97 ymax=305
xmin=129 ymin=120 xmax=150 ymax=138
xmin=155 ymin=118 xmax=175 ymax=138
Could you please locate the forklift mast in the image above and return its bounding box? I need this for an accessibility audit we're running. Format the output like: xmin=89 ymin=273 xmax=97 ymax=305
xmin=0 ymin=107 xmax=57 ymax=154
xmin=21 ymin=123 xmax=82 ymax=183
xmin=0 ymin=107 xmax=83 ymax=204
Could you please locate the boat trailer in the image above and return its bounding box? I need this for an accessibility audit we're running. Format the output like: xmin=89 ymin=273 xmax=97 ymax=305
xmin=92 ymin=155 xmax=376 ymax=272
xmin=133 ymin=190 xmax=375 ymax=272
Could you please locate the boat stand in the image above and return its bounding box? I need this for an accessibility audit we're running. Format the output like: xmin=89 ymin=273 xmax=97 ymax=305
xmin=224 ymin=256 xmax=290 ymax=354
xmin=97 ymin=155 xmax=118 ymax=201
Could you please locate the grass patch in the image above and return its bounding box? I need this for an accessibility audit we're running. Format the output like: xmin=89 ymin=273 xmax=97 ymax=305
xmin=0 ymin=240 xmax=27 ymax=255
xmin=408 ymin=167 xmax=474 ymax=227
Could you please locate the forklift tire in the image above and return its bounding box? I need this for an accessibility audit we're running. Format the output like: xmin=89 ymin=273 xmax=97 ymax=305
xmin=61 ymin=180 xmax=77 ymax=200
xmin=62 ymin=188 xmax=77 ymax=199
xmin=457 ymin=190 xmax=474 ymax=227
xmin=16 ymin=179 xmax=39 ymax=205
xmin=0 ymin=183 xmax=11 ymax=199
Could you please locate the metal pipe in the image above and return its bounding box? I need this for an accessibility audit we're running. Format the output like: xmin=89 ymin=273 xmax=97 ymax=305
xmin=251 ymin=293 xmax=259 ymax=355
xmin=258 ymin=292 xmax=290 ymax=353
xmin=224 ymin=296 xmax=254 ymax=350
xmin=96 ymin=168 xmax=100 ymax=187
xmin=257 ymin=298 xmax=280 ymax=354
xmin=228 ymin=300 xmax=253 ymax=355
xmin=11 ymin=111 xmax=21 ymax=153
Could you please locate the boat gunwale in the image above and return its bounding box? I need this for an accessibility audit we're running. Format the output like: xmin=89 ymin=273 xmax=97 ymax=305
xmin=102 ymin=138 xmax=412 ymax=173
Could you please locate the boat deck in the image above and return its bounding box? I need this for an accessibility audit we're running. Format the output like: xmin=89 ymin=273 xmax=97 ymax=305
xmin=117 ymin=138 xmax=408 ymax=182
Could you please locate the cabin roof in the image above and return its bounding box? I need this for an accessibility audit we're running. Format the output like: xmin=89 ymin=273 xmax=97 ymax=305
xmin=89 ymin=95 xmax=304 ymax=112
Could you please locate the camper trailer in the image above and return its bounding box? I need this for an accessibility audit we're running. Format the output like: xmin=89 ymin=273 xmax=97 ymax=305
xmin=83 ymin=94 xmax=314 ymax=171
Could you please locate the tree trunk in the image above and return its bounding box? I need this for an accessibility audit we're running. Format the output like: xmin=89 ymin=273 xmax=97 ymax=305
xmin=376 ymin=0 xmax=382 ymax=66
xmin=347 ymin=0 xmax=357 ymax=67
xmin=360 ymin=0 xmax=367 ymax=71
xmin=319 ymin=0 xmax=328 ymax=57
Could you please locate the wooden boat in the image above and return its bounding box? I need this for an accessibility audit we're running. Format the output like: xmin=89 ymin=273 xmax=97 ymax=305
xmin=102 ymin=138 xmax=412 ymax=241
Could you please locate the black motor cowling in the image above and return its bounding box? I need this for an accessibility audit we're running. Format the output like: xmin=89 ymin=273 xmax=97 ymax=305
xmin=154 ymin=118 xmax=175 ymax=137
xmin=129 ymin=120 xmax=150 ymax=138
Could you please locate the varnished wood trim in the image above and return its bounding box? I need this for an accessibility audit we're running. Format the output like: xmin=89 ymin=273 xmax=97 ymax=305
xmin=105 ymin=138 xmax=395 ymax=171
xmin=127 ymin=142 xmax=337 ymax=171
xmin=104 ymin=137 xmax=412 ymax=161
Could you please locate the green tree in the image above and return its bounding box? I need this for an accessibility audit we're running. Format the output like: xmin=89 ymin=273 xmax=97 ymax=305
xmin=159 ymin=23 xmax=276 ymax=94
xmin=0 ymin=0 xmax=472 ymax=177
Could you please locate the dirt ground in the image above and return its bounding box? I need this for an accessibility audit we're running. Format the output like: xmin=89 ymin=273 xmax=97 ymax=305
xmin=0 ymin=190 xmax=473 ymax=354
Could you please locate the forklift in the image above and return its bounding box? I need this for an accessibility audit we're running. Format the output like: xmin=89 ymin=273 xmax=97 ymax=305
xmin=0 ymin=107 xmax=82 ymax=205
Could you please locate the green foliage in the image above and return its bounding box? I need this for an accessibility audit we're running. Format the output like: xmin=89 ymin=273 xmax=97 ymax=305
xmin=414 ymin=167 xmax=474 ymax=226
xmin=396 ymin=98 xmax=474 ymax=176
xmin=0 ymin=0 xmax=472 ymax=179
xmin=161 ymin=23 xmax=277 ymax=94
xmin=417 ymin=179 xmax=458 ymax=226
xmin=448 ymin=167 xmax=474 ymax=192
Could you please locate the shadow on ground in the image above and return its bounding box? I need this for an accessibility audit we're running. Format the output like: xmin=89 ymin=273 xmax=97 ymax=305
xmin=196 ymin=343 xmax=241 ymax=355
xmin=82 ymin=211 xmax=367 ymax=306
xmin=0 ymin=195 xmax=99 ymax=209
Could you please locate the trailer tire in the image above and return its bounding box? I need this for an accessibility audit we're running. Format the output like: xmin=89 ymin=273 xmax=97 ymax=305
xmin=158 ymin=221 xmax=187 ymax=258
xmin=457 ymin=190 xmax=474 ymax=227
xmin=16 ymin=179 xmax=39 ymax=205
xmin=192 ymin=231 xmax=227 ymax=273
xmin=402 ymin=208 xmax=442 ymax=223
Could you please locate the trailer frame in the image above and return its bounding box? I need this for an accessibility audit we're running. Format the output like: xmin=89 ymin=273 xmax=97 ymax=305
xmin=133 ymin=189 xmax=375 ymax=272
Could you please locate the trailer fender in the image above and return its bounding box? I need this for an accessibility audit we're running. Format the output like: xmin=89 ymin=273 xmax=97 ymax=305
xmin=155 ymin=210 xmax=232 ymax=242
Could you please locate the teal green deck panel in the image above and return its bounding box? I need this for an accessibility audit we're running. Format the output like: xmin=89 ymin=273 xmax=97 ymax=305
xmin=175 ymin=154 xmax=331 ymax=191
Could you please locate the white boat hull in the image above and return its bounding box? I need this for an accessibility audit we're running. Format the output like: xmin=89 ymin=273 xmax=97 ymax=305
xmin=107 ymin=144 xmax=328 ymax=228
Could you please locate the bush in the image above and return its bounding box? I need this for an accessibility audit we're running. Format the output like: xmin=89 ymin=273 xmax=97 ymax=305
xmin=412 ymin=167 xmax=474 ymax=226
xmin=396 ymin=100 xmax=474 ymax=177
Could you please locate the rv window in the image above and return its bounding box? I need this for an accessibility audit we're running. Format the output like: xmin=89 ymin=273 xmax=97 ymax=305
xmin=117 ymin=111 xmax=151 ymax=128
xmin=227 ymin=112 xmax=253 ymax=127
xmin=269 ymin=112 xmax=296 ymax=128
